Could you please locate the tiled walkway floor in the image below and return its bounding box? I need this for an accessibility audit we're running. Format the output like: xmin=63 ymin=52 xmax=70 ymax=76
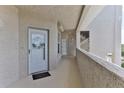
xmin=8 ymin=56 xmax=82 ymax=88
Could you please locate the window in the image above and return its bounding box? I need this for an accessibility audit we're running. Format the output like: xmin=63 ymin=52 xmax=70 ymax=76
xmin=80 ymin=31 xmax=89 ymax=52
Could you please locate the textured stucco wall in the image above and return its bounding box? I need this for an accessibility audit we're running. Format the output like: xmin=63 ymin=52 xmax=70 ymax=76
xmin=18 ymin=10 xmax=59 ymax=78
xmin=0 ymin=6 xmax=19 ymax=87
xmin=76 ymin=49 xmax=124 ymax=88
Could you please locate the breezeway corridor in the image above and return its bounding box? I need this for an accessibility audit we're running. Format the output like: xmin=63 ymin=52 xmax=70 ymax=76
xmin=8 ymin=57 xmax=82 ymax=88
xmin=1 ymin=5 xmax=124 ymax=88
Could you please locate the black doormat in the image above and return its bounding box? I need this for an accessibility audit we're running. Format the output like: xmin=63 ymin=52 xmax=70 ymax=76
xmin=32 ymin=72 xmax=51 ymax=80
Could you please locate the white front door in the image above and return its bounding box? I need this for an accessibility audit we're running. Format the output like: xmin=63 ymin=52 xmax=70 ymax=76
xmin=62 ymin=39 xmax=67 ymax=55
xmin=28 ymin=27 xmax=49 ymax=74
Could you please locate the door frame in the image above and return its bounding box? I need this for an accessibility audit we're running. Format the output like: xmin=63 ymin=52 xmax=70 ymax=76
xmin=27 ymin=26 xmax=49 ymax=75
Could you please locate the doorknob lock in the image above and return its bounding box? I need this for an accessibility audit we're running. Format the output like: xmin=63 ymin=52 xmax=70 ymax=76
xmin=28 ymin=49 xmax=30 ymax=54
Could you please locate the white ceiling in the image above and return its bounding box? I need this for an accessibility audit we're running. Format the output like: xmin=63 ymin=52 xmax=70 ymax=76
xmin=16 ymin=5 xmax=83 ymax=30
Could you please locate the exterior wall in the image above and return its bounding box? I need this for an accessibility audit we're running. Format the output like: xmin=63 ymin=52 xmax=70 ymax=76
xmin=0 ymin=6 xmax=19 ymax=87
xmin=88 ymin=6 xmax=115 ymax=61
xmin=88 ymin=6 xmax=122 ymax=65
xmin=76 ymin=49 xmax=124 ymax=88
xmin=76 ymin=5 xmax=105 ymax=49
xmin=77 ymin=5 xmax=105 ymax=31
xmin=76 ymin=5 xmax=122 ymax=65
xmin=18 ymin=10 xmax=59 ymax=78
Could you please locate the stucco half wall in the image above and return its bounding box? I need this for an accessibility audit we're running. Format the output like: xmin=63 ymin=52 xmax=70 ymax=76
xmin=76 ymin=49 xmax=124 ymax=88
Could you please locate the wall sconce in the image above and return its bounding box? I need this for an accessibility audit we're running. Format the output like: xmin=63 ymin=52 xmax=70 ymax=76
xmin=57 ymin=21 xmax=64 ymax=32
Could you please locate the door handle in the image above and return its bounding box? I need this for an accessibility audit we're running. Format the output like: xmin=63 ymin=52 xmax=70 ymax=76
xmin=43 ymin=44 xmax=45 ymax=60
xmin=28 ymin=49 xmax=30 ymax=54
